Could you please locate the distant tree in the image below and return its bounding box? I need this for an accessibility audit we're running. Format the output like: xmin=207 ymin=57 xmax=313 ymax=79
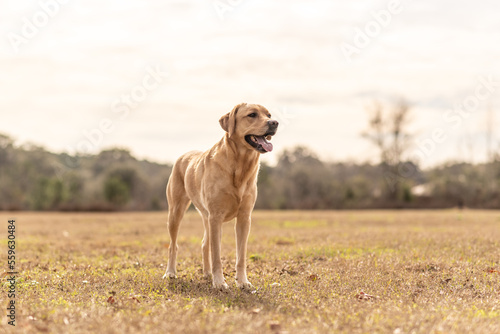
xmin=51 ymin=179 xmax=64 ymax=208
xmin=278 ymin=146 xmax=322 ymax=167
xmin=0 ymin=133 xmax=14 ymax=164
xmin=273 ymin=147 xmax=338 ymax=209
xmin=30 ymin=177 xmax=65 ymax=210
xmin=362 ymin=100 xmax=414 ymax=200
xmin=108 ymin=168 xmax=137 ymax=191
xmin=0 ymin=133 xmax=14 ymax=148
xmin=93 ymin=149 xmax=134 ymax=176
xmin=67 ymin=174 xmax=84 ymax=200
xmin=104 ymin=176 xmax=131 ymax=207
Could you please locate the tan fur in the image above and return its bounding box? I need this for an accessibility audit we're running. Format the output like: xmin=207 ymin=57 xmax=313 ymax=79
xmin=164 ymin=103 xmax=279 ymax=289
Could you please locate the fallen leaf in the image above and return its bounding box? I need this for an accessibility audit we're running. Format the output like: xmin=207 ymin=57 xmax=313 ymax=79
xmin=128 ymin=296 xmax=141 ymax=303
xmin=249 ymin=308 xmax=261 ymax=315
xmin=280 ymin=268 xmax=298 ymax=276
xmin=107 ymin=296 xmax=116 ymax=304
xmin=269 ymin=321 xmax=281 ymax=331
xmin=308 ymin=274 xmax=319 ymax=282
xmin=356 ymin=291 xmax=379 ymax=301
xmin=275 ymin=240 xmax=294 ymax=246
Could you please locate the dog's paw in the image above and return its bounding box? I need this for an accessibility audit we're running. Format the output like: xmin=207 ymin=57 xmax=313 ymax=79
xmin=237 ymin=281 xmax=256 ymax=291
xmin=213 ymin=281 xmax=230 ymax=290
xmin=163 ymin=272 xmax=177 ymax=279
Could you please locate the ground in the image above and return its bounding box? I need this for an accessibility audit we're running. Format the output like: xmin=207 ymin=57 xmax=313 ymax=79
xmin=1 ymin=210 xmax=499 ymax=333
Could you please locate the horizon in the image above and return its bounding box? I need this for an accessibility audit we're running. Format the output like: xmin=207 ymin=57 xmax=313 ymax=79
xmin=2 ymin=129 xmax=497 ymax=169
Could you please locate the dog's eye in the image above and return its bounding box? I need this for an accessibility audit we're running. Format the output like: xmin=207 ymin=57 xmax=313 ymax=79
xmin=268 ymin=114 xmax=272 ymax=118
xmin=248 ymin=113 xmax=257 ymax=118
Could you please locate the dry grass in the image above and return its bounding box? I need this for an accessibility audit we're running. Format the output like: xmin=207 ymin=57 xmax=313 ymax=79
xmin=1 ymin=210 xmax=500 ymax=333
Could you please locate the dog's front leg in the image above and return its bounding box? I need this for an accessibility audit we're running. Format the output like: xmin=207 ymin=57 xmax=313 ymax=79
xmin=235 ymin=213 xmax=254 ymax=290
xmin=209 ymin=216 xmax=229 ymax=290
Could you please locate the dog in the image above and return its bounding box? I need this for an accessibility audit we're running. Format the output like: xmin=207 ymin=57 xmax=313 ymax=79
xmin=163 ymin=103 xmax=279 ymax=289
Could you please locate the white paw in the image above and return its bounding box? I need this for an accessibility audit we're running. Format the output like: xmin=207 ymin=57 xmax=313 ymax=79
xmin=163 ymin=271 xmax=177 ymax=279
xmin=213 ymin=280 xmax=229 ymax=290
xmin=236 ymin=281 xmax=256 ymax=291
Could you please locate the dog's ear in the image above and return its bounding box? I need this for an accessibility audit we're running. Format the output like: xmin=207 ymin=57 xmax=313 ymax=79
xmin=219 ymin=113 xmax=230 ymax=133
xmin=219 ymin=103 xmax=246 ymax=137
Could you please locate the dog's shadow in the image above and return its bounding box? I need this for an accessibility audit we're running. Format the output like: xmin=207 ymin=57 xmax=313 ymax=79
xmin=162 ymin=275 xmax=276 ymax=310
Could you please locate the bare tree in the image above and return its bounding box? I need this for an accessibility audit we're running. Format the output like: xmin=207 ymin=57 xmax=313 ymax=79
xmin=362 ymin=99 xmax=413 ymax=200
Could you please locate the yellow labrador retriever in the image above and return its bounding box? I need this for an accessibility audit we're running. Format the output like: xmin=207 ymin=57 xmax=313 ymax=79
xmin=164 ymin=103 xmax=279 ymax=289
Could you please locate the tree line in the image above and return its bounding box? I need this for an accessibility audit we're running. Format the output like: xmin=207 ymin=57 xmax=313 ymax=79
xmin=0 ymin=130 xmax=499 ymax=211
xmin=0 ymin=133 xmax=171 ymax=211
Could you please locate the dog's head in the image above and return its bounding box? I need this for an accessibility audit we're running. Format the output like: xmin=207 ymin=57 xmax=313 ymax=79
xmin=219 ymin=103 xmax=279 ymax=154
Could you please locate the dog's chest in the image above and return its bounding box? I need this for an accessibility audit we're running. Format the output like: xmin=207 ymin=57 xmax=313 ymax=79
xmin=232 ymin=170 xmax=258 ymax=198
xmin=235 ymin=179 xmax=256 ymax=203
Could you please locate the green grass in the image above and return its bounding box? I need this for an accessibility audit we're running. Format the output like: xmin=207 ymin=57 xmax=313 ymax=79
xmin=1 ymin=210 xmax=499 ymax=333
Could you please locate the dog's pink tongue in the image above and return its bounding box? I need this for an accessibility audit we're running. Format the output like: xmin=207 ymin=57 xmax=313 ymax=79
xmin=256 ymin=136 xmax=273 ymax=152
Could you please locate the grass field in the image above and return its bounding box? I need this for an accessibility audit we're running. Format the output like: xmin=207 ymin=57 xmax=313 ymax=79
xmin=1 ymin=210 xmax=500 ymax=333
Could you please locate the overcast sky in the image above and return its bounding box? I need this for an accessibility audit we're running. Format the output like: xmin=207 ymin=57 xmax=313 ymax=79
xmin=1 ymin=0 xmax=499 ymax=167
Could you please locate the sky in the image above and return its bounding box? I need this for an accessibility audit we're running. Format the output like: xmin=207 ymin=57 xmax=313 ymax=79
xmin=1 ymin=0 xmax=499 ymax=167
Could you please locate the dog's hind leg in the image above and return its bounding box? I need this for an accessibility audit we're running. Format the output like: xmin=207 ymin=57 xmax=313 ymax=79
xmin=201 ymin=214 xmax=211 ymax=278
xmin=164 ymin=169 xmax=191 ymax=279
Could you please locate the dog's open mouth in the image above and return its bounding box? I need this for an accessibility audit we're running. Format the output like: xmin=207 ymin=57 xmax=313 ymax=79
xmin=245 ymin=134 xmax=274 ymax=153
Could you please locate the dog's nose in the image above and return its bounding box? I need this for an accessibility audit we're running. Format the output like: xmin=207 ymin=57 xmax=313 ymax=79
xmin=268 ymin=120 xmax=279 ymax=128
